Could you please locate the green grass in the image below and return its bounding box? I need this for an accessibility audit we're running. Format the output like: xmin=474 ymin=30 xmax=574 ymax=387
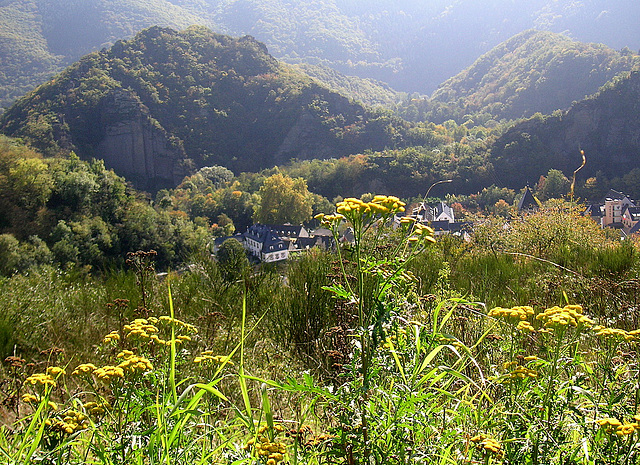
xmin=2 ymin=200 xmax=640 ymax=464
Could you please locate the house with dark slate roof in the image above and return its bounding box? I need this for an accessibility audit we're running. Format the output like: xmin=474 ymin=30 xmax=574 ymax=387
xmin=290 ymin=235 xmax=334 ymax=253
xmin=622 ymin=205 xmax=640 ymax=231
xmin=266 ymin=225 xmax=309 ymax=240
xmin=601 ymin=189 xmax=635 ymax=229
xmin=405 ymin=200 xmax=471 ymax=239
xmin=243 ymin=224 xmax=289 ymax=262
xmin=412 ymin=201 xmax=455 ymax=223
xmin=581 ymin=189 xmax=640 ymax=236
xmin=242 ymin=224 xmax=335 ymax=262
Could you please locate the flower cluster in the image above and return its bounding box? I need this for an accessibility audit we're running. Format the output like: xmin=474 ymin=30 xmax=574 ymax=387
xmin=24 ymin=373 xmax=56 ymax=388
xmin=49 ymin=410 xmax=88 ymax=435
xmin=317 ymin=195 xmax=406 ymax=229
xmin=148 ymin=334 xmax=193 ymax=346
xmin=20 ymin=393 xmax=59 ymax=410
xmin=336 ymin=196 xmax=405 ymax=217
xmin=194 ymin=351 xmax=234 ymax=365
xmin=159 ymin=315 xmax=197 ymax=333
xmin=46 ymin=366 xmax=66 ymax=377
xmin=72 ymin=363 xmax=97 ymax=376
xmin=535 ymin=305 xmax=593 ymax=330
xmin=505 ymin=365 xmax=538 ymax=380
xmin=471 ymin=434 xmax=504 ymax=459
xmin=124 ymin=318 xmax=159 ymax=341
xmin=592 ymin=326 xmax=640 ymax=342
xmin=517 ymin=320 xmax=535 ymax=333
xmin=489 ymin=304 xmax=597 ymax=333
xmin=488 ymin=306 xmax=534 ymax=325
xmin=596 ymin=416 xmax=640 ymax=436
xmin=21 ymin=393 xmax=39 ymax=404
xmin=314 ymin=213 xmax=345 ymax=228
xmin=93 ymin=365 xmax=125 ymax=382
xmin=103 ymin=331 xmax=120 ymax=343
xmin=116 ymin=350 xmax=153 ymax=375
xmin=245 ymin=425 xmax=287 ymax=465
xmin=83 ymin=401 xmax=110 ymax=416
xmin=408 ymin=223 xmax=436 ymax=244
xmin=399 ymin=216 xmax=417 ymax=227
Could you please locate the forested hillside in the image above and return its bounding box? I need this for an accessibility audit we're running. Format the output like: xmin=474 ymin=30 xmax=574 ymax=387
xmin=490 ymin=71 xmax=640 ymax=192
xmin=0 ymin=26 xmax=426 ymax=191
xmin=1 ymin=0 xmax=639 ymax=110
xmin=401 ymin=30 xmax=640 ymax=123
xmin=0 ymin=135 xmax=207 ymax=272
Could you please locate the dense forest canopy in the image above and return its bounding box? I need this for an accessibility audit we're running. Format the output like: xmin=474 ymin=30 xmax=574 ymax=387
xmin=490 ymin=70 xmax=640 ymax=192
xmin=0 ymin=135 xmax=208 ymax=273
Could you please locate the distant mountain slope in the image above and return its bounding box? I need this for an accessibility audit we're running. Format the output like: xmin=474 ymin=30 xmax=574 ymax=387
xmin=1 ymin=0 xmax=639 ymax=109
xmin=415 ymin=30 xmax=640 ymax=123
xmin=0 ymin=0 xmax=210 ymax=109
xmin=291 ymin=63 xmax=399 ymax=107
xmin=398 ymin=0 xmax=640 ymax=93
xmin=0 ymin=27 xmax=422 ymax=192
xmin=489 ymin=70 xmax=640 ymax=189
xmin=0 ymin=1 xmax=64 ymax=108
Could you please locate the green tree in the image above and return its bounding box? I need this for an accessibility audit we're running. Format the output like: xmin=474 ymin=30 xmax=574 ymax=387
xmin=253 ymin=173 xmax=313 ymax=225
xmin=537 ymin=169 xmax=570 ymax=200
xmin=217 ymin=238 xmax=248 ymax=283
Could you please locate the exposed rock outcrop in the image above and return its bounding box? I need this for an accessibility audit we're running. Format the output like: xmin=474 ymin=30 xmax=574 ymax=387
xmin=95 ymin=89 xmax=187 ymax=192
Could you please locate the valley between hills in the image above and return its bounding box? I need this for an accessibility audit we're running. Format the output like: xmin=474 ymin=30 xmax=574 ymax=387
xmin=1 ymin=3 xmax=640 ymax=464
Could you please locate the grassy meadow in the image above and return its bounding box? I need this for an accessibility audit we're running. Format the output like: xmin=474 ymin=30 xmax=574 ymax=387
xmin=2 ymin=198 xmax=640 ymax=464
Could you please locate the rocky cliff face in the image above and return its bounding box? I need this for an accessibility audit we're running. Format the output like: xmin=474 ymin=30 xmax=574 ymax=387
xmin=275 ymin=109 xmax=335 ymax=163
xmin=94 ymin=89 xmax=187 ymax=192
xmin=490 ymin=71 xmax=640 ymax=188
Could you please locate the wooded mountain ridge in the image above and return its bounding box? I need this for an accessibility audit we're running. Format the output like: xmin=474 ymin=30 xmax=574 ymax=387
xmin=1 ymin=0 xmax=639 ymax=110
xmin=402 ymin=30 xmax=640 ymax=124
xmin=491 ymin=70 xmax=640 ymax=190
xmin=0 ymin=26 xmax=426 ymax=192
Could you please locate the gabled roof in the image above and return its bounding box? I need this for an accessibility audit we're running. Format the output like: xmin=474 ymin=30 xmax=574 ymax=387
xmin=518 ymin=187 xmax=540 ymax=211
xmin=341 ymin=228 xmax=355 ymax=243
xmin=584 ymin=203 xmax=604 ymax=218
xmin=623 ymin=205 xmax=640 ymax=221
xmin=266 ymin=224 xmax=307 ymax=238
xmin=292 ymin=236 xmax=334 ymax=251
xmin=311 ymin=228 xmax=332 ymax=237
xmin=434 ymin=201 xmax=454 ymax=220
xmin=629 ymin=221 xmax=640 ymax=236
xmin=602 ymin=189 xmax=630 ymax=202
xmin=244 ymin=224 xmax=287 ymax=253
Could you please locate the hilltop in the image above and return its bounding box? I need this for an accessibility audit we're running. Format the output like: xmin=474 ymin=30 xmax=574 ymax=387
xmin=0 ymin=26 xmax=424 ymax=192
xmin=399 ymin=30 xmax=640 ymax=123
